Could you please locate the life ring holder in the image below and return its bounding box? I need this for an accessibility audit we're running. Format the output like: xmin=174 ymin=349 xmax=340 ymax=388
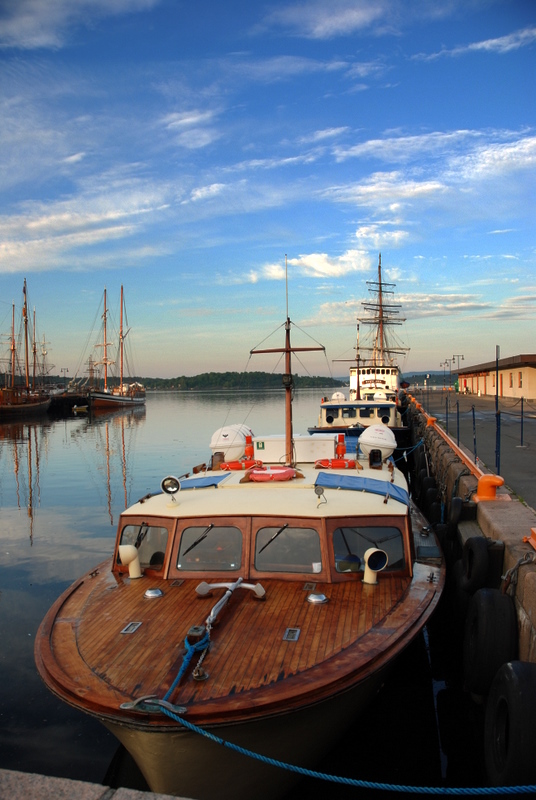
xmin=314 ymin=458 xmax=357 ymax=470
xmin=249 ymin=466 xmax=296 ymax=482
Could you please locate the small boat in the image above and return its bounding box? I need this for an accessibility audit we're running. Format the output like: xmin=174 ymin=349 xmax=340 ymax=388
xmin=35 ymin=313 xmax=444 ymax=800
xmin=0 ymin=280 xmax=50 ymax=418
xmin=88 ymin=286 xmax=146 ymax=410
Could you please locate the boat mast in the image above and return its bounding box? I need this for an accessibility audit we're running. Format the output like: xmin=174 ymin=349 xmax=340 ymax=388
xmin=23 ymin=280 xmax=30 ymax=391
xmin=251 ymin=255 xmax=325 ymax=465
xmin=120 ymin=285 xmax=124 ymax=391
xmin=10 ymin=302 xmax=16 ymax=389
xmin=375 ymin=254 xmax=384 ymax=365
xmin=103 ymin=288 xmax=108 ymax=391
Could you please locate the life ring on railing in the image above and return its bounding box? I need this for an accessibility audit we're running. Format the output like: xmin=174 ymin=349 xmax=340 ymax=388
xmin=249 ymin=466 xmax=296 ymax=482
xmin=314 ymin=458 xmax=356 ymax=469
xmin=220 ymin=460 xmax=263 ymax=471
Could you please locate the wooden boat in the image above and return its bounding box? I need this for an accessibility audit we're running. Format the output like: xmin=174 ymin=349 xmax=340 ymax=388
xmin=0 ymin=281 xmax=50 ymax=418
xmin=89 ymin=286 xmax=146 ymax=410
xmin=35 ymin=314 xmax=444 ymax=800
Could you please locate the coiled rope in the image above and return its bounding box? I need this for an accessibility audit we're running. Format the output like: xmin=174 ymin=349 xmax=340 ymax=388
xmin=154 ymin=703 xmax=536 ymax=795
xmin=163 ymin=631 xmax=210 ymax=701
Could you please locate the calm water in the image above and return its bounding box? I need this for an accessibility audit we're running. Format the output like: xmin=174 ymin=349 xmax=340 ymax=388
xmin=0 ymin=390 xmax=492 ymax=795
xmin=0 ymin=390 xmax=344 ymax=785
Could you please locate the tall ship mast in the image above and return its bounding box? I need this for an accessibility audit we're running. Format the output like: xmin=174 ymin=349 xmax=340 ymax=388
xmin=349 ymin=254 xmax=409 ymax=400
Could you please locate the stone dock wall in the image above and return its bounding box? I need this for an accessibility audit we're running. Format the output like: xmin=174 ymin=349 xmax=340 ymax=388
xmin=407 ymin=398 xmax=536 ymax=663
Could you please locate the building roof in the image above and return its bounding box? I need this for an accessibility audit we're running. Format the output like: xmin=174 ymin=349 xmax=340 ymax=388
xmin=458 ymin=354 xmax=536 ymax=376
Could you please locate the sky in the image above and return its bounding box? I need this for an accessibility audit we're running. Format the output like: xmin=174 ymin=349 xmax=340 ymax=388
xmin=0 ymin=0 xmax=535 ymax=381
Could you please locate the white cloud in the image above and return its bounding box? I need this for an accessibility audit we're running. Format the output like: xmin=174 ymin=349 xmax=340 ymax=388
xmin=0 ymin=0 xmax=160 ymax=49
xmin=259 ymin=0 xmax=390 ymax=40
xmin=415 ymin=26 xmax=536 ymax=61
xmin=190 ymin=184 xmax=226 ymax=202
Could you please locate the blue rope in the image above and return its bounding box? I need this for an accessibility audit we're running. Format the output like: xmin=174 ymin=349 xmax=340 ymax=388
xmin=163 ymin=631 xmax=210 ymax=701
xmin=155 ymin=704 xmax=536 ymax=796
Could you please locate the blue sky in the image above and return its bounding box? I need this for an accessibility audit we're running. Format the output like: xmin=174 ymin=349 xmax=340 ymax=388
xmin=0 ymin=0 xmax=535 ymax=380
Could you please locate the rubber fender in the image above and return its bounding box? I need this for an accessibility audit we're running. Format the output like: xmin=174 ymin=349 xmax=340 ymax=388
xmin=463 ymin=588 xmax=518 ymax=696
xmin=459 ymin=536 xmax=489 ymax=594
xmin=447 ymin=497 xmax=463 ymax=542
xmin=484 ymin=661 xmax=536 ymax=786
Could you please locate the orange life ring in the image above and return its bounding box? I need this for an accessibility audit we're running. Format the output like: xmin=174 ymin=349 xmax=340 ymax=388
xmin=314 ymin=458 xmax=356 ymax=469
xmin=220 ymin=459 xmax=263 ymax=471
xmin=249 ymin=466 xmax=296 ymax=482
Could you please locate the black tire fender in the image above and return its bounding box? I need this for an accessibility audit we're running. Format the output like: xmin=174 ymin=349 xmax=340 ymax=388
xmin=460 ymin=536 xmax=489 ymax=594
xmin=463 ymin=588 xmax=518 ymax=696
xmin=485 ymin=661 xmax=536 ymax=786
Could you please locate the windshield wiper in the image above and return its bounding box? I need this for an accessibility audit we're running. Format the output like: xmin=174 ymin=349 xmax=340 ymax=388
xmin=182 ymin=524 xmax=214 ymax=556
xmin=258 ymin=523 xmax=288 ymax=554
xmin=135 ymin=523 xmax=149 ymax=549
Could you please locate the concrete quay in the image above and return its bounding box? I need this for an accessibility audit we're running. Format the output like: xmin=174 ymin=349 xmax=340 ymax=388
xmin=0 ymin=769 xmax=192 ymax=800
xmin=407 ymin=392 xmax=536 ymax=663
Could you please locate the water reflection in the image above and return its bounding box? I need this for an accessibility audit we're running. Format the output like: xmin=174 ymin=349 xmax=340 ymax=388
xmin=0 ymin=389 xmax=328 ymax=787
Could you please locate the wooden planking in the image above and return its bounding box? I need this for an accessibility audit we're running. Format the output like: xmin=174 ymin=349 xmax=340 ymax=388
xmin=38 ymin=564 xmax=440 ymax=725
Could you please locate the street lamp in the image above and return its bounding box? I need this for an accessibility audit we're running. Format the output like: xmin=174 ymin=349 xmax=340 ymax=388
xmin=452 ymin=354 xmax=464 ymax=370
xmin=61 ymin=367 xmax=69 ymax=389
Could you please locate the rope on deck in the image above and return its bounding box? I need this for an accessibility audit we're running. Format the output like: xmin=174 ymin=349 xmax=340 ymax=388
xmin=155 ymin=704 xmax=536 ymax=796
xmin=162 ymin=631 xmax=210 ymax=702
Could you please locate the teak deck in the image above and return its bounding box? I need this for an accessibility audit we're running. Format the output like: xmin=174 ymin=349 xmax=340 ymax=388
xmin=37 ymin=555 xmax=440 ymax=727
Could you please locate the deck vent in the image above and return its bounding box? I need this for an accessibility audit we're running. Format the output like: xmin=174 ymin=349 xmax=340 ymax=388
xmin=283 ymin=627 xmax=300 ymax=642
xmin=121 ymin=622 xmax=142 ymax=635
xmin=171 ymin=580 xmax=184 ymax=587
xmin=303 ymin=582 xmax=316 ymax=591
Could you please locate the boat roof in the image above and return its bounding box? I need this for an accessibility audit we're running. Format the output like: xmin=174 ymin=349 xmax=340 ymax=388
xmin=123 ymin=462 xmax=410 ymax=521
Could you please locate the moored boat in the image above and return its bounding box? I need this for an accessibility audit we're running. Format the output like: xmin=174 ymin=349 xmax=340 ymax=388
xmin=0 ymin=281 xmax=50 ymax=418
xmin=309 ymin=254 xmax=410 ymax=448
xmin=35 ymin=313 xmax=444 ymax=800
xmin=88 ymin=286 xmax=146 ymax=410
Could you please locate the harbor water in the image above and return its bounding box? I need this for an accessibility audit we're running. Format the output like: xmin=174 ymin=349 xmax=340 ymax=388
xmin=1 ymin=390 xmax=532 ymax=798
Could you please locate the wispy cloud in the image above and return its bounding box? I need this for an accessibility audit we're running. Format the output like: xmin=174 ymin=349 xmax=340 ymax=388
xmin=0 ymin=0 xmax=160 ymax=50
xmin=414 ymin=26 xmax=536 ymax=61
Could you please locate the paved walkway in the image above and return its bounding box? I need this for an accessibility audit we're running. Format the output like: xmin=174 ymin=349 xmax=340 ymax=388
xmin=0 ymin=769 xmax=192 ymax=799
xmin=411 ymin=390 xmax=536 ymax=511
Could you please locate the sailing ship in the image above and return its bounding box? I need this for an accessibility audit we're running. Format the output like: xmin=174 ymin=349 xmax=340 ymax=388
xmin=350 ymin=252 xmax=409 ymax=400
xmin=88 ymin=286 xmax=145 ymax=410
xmin=0 ymin=280 xmax=51 ymax=417
xmin=35 ymin=308 xmax=444 ymax=800
xmin=308 ymin=254 xmax=409 ymax=443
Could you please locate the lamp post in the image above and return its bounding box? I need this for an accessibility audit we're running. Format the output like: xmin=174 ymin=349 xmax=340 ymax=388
xmin=61 ymin=367 xmax=69 ymax=389
xmin=452 ymin=354 xmax=464 ymax=393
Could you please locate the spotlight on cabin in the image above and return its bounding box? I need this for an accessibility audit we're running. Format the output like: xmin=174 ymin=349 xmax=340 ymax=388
xmin=363 ymin=548 xmax=388 ymax=585
xmin=161 ymin=476 xmax=181 ymax=495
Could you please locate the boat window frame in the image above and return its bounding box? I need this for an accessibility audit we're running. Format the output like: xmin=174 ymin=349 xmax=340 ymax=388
xmin=168 ymin=516 xmax=251 ymax=580
xmin=249 ymin=516 xmax=329 ymax=582
xmin=325 ymin=515 xmax=412 ymax=582
xmin=114 ymin=515 xmax=177 ymax=579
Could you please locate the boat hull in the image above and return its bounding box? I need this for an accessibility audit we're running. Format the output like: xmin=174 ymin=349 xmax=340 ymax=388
xmin=103 ymin=665 xmax=389 ymax=799
xmin=0 ymin=396 xmax=51 ymax=417
xmin=89 ymin=391 xmax=146 ymax=409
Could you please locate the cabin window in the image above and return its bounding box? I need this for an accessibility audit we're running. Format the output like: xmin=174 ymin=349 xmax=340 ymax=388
xmin=377 ymin=406 xmax=392 ymax=419
xmin=341 ymin=407 xmax=356 ymax=419
xmin=332 ymin=526 xmax=405 ymax=573
xmin=119 ymin=524 xmax=169 ymax=569
xmin=177 ymin=525 xmax=242 ymax=571
xmin=325 ymin=409 xmax=339 ymax=422
xmin=254 ymin=525 xmax=322 ymax=574
xmin=359 ymin=407 xmax=375 ymax=419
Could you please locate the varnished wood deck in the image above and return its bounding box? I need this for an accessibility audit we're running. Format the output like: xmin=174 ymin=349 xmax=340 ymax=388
xmin=36 ymin=557 xmax=442 ymax=726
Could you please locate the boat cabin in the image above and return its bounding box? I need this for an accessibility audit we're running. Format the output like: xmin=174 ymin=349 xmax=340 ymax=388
xmin=113 ymin=432 xmax=415 ymax=589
